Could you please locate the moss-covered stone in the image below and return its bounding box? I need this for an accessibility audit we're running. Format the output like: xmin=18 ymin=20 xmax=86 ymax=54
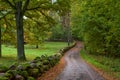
xmin=17 ymin=70 xmax=28 ymax=79
xmin=39 ymin=67 xmax=44 ymax=73
xmin=0 ymin=66 xmax=8 ymax=72
xmin=34 ymin=57 xmax=41 ymax=62
xmin=0 ymin=53 xmax=63 ymax=79
xmin=47 ymin=56 xmax=53 ymax=61
xmin=30 ymin=63 xmax=37 ymax=68
xmin=43 ymin=60 xmax=49 ymax=65
xmin=43 ymin=65 xmax=49 ymax=71
xmin=6 ymin=70 xmax=17 ymax=78
xmin=40 ymin=55 xmax=48 ymax=60
xmin=36 ymin=62 xmax=43 ymax=68
xmin=31 ymin=60 xmax=38 ymax=63
xmin=59 ymin=43 xmax=75 ymax=55
xmin=34 ymin=57 xmax=41 ymax=60
xmin=0 ymin=76 xmax=8 ymax=80
xmin=17 ymin=65 xmax=24 ymax=71
xmin=21 ymin=63 xmax=31 ymax=70
xmin=0 ymin=73 xmax=5 ymax=77
xmin=9 ymin=63 xmax=19 ymax=70
xmin=27 ymin=76 xmax=35 ymax=80
xmin=4 ymin=72 xmax=13 ymax=79
xmin=15 ymin=74 xmax=24 ymax=80
xmin=28 ymin=68 xmax=39 ymax=77
xmin=50 ymin=60 xmax=56 ymax=67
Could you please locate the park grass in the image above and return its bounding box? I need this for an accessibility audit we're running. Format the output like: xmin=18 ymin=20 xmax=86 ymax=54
xmin=0 ymin=42 xmax=67 ymax=66
xmin=80 ymin=50 xmax=120 ymax=80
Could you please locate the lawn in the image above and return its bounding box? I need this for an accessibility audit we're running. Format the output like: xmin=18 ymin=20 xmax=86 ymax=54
xmin=80 ymin=50 xmax=120 ymax=80
xmin=0 ymin=42 xmax=67 ymax=66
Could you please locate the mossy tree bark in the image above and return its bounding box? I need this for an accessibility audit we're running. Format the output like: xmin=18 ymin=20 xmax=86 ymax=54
xmin=15 ymin=1 xmax=26 ymax=61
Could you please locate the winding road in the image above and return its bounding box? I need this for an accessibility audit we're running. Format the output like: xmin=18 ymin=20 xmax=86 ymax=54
xmin=55 ymin=42 xmax=105 ymax=80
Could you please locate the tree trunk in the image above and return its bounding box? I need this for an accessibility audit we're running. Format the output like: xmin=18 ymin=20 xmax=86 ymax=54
xmin=0 ymin=25 xmax=1 ymax=58
xmin=36 ymin=44 xmax=39 ymax=49
xmin=67 ymin=26 xmax=70 ymax=46
xmin=15 ymin=1 xmax=26 ymax=61
xmin=67 ymin=12 xmax=71 ymax=46
xmin=61 ymin=12 xmax=71 ymax=46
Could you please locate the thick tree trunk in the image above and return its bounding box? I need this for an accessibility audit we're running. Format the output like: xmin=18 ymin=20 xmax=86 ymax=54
xmin=0 ymin=25 xmax=1 ymax=58
xmin=15 ymin=1 xmax=26 ymax=61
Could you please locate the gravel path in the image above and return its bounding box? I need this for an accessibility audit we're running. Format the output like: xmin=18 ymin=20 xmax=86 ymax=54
xmin=55 ymin=42 xmax=105 ymax=80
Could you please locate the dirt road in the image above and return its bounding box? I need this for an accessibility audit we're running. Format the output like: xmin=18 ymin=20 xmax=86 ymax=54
xmin=55 ymin=42 xmax=105 ymax=80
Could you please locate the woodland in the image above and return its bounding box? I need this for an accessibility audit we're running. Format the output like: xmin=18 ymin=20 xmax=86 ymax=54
xmin=0 ymin=0 xmax=120 ymax=80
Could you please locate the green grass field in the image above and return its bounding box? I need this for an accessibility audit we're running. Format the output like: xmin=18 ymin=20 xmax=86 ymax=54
xmin=80 ymin=50 xmax=120 ymax=80
xmin=0 ymin=42 xmax=67 ymax=66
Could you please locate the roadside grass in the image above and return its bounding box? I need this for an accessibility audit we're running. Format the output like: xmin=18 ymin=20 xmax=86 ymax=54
xmin=80 ymin=50 xmax=120 ymax=80
xmin=0 ymin=42 xmax=67 ymax=66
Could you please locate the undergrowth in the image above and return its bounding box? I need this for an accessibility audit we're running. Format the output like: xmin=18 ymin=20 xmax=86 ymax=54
xmin=80 ymin=49 xmax=120 ymax=80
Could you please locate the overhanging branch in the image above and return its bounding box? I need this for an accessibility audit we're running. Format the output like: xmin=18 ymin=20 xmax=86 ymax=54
xmin=0 ymin=10 xmax=12 ymax=20
xmin=26 ymin=6 xmax=42 ymax=11
xmin=4 ymin=0 xmax=16 ymax=9
xmin=23 ymin=0 xmax=30 ymax=14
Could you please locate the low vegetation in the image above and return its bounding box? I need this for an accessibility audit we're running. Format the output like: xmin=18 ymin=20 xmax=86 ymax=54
xmin=81 ymin=50 xmax=120 ymax=80
xmin=0 ymin=42 xmax=74 ymax=80
xmin=0 ymin=42 xmax=67 ymax=66
xmin=0 ymin=54 xmax=62 ymax=80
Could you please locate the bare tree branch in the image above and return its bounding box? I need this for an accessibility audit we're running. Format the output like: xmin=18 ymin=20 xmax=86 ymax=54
xmin=25 ymin=11 xmax=45 ymax=26
xmin=12 ymin=0 xmax=16 ymax=6
xmin=3 ymin=17 xmax=12 ymax=34
xmin=0 ymin=10 xmax=12 ymax=20
xmin=26 ymin=6 xmax=42 ymax=11
xmin=4 ymin=0 xmax=16 ymax=9
xmin=23 ymin=0 xmax=30 ymax=14
xmin=26 ymin=1 xmax=51 ymax=11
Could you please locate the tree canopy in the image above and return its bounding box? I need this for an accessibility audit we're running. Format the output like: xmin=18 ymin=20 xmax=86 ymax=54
xmin=0 ymin=0 xmax=71 ymax=60
xmin=71 ymin=0 xmax=120 ymax=57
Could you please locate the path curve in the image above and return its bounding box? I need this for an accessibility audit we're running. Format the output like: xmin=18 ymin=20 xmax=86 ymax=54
xmin=55 ymin=42 xmax=104 ymax=80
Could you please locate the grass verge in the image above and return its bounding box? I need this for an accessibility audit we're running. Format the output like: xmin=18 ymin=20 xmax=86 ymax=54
xmin=0 ymin=42 xmax=67 ymax=66
xmin=80 ymin=49 xmax=120 ymax=80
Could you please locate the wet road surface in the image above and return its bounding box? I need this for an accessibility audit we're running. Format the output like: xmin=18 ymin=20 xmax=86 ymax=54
xmin=55 ymin=42 xmax=105 ymax=80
